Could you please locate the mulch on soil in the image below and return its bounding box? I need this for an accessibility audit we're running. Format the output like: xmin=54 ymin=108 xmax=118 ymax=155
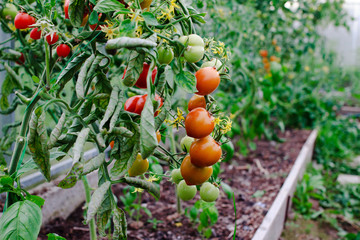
xmin=37 ymin=129 xmax=311 ymax=240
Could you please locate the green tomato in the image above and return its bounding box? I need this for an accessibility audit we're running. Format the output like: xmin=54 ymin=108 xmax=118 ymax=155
xmin=171 ymin=169 xmax=183 ymax=184
xmin=201 ymin=58 xmax=222 ymax=70
xmin=158 ymin=46 xmax=174 ymax=65
xmin=180 ymin=136 xmax=194 ymax=152
xmin=220 ymin=138 xmax=234 ymax=162
xmin=1 ymin=3 xmax=17 ymax=21
xmin=177 ymin=180 xmax=197 ymax=201
xmin=179 ymin=34 xmax=205 ymax=63
xmin=200 ymin=182 xmax=219 ymax=202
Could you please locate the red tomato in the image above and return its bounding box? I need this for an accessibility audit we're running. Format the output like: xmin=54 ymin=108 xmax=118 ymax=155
xmin=124 ymin=95 xmax=142 ymax=113
xmin=188 ymin=95 xmax=206 ymax=112
xmin=259 ymin=50 xmax=268 ymax=58
xmin=46 ymin=32 xmax=59 ymax=45
xmin=110 ymin=141 xmax=114 ymax=149
xmin=30 ymin=28 xmax=41 ymax=40
xmin=16 ymin=53 xmax=25 ymax=65
xmin=135 ymin=63 xmax=157 ymax=89
xmin=14 ymin=12 xmax=36 ymax=29
xmin=56 ymin=44 xmax=71 ymax=58
xmin=185 ymin=108 xmax=214 ymax=138
xmin=195 ymin=67 xmax=220 ymax=96
xmin=189 ymin=136 xmax=222 ymax=167
xmin=124 ymin=94 xmax=163 ymax=116
xmin=64 ymin=0 xmax=70 ymax=19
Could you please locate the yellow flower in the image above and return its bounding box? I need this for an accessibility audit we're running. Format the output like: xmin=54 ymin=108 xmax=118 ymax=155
xmin=165 ymin=108 xmax=185 ymax=128
xmin=147 ymin=176 xmax=160 ymax=182
xmin=101 ymin=22 xmax=117 ymax=39
xmin=157 ymin=0 xmax=180 ymax=21
xmin=136 ymin=25 xmax=143 ymax=37
xmin=132 ymin=188 xmax=144 ymax=193
xmin=221 ymin=117 xmax=232 ymax=134
xmin=213 ymin=117 xmax=221 ymax=126
xmin=304 ymin=66 xmax=310 ymax=72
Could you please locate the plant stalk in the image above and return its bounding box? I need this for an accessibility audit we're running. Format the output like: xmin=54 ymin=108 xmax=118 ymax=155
xmin=82 ymin=176 xmax=97 ymax=240
xmin=169 ymin=129 xmax=182 ymax=213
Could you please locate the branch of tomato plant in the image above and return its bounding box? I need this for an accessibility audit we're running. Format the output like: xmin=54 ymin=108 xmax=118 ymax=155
xmin=82 ymin=175 xmax=97 ymax=240
xmin=142 ymin=23 xmax=176 ymax=44
xmin=0 ymin=36 xmax=15 ymax=45
xmin=5 ymin=87 xmax=42 ymax=207
xmin=158 ymin=145 xmax=181 ymax=166
xmin=44 ymin=41 xmax=51 ymax=89
xmin=177 ymin=0 xmax=195 ymax=34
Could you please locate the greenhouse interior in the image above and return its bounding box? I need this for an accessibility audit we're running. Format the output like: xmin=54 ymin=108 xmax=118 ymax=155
xmin=0 ymin=0 xmax=360 ymax=239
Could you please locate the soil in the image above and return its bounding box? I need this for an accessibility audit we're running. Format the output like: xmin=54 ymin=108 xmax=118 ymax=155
xmin=37 ymin=129 xmax=311 ymax=240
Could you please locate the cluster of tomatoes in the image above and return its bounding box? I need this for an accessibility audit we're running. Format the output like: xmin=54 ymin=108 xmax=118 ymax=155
xmin=259 ymin=39 xmax=281 ymax=73
xmin=170 ymin=64 xmax=222 ymax=202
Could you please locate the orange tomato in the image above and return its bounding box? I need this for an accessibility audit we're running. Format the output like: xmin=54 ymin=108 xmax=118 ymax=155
xmin=189 ymin=136 xmax=222 ymax=167
xmin=110 ymin=141 xmax=114 ymax=149
xmin=156 ymin=130 xmax=161 ymax=143
xmin=259 ymin=50 xmax=268 ymax=58
xmin=195 ymin=67 xmax=220 ymax=96
xmin=185 ymin=108 xmax=214 ymax=139
xmin=180 ymin=155 xmax=213 ymax=185
xmin=188 ymin=95 xmax=206 ymax=112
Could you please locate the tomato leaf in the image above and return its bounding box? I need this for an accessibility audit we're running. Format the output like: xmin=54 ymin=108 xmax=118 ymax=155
xmin=72 ymin=128 xmax=90 ymax=164
xmin=142 ymin=12 xmax=159 ymax=26
xmin=55 ymin=52 xmax=91 ymax=91
xmin=86 ymin=181 xmax=111 ymax=223
xmin=140 ymin=95 xmax=157 ymax=159
xmin=99 ymin=86 xmax=119 ymax=130
xmin=0 ymin=200 xmax=42 ymax=240
xmin=94 ymin=0 xmax=124 ymax=13
xmin=48 ymin=113 xmax=66 ymax=149
xmin=28 ymin=107 xmax=51 ymax=181
xmin=76 ymin=55 xmax=95 ymax=99
xmin=155 ymin=90 xmax=171 ymax=130
xmin=175 ymin=71 xmax=197 ymax=93
xmin=58 ymin=162 xmax=83 ymax=189
xmin=97 ymin=210 xmax=112 ymax=237
xmin=83 ymin=153 xmax=105 ymax=175
xmin=88 ymin=11 xmax=99 ymax=25
xmin=122 ymin=177 xmax=160 ymax=200
xmin=113 ymin=206 xmax=127 ymax=239
xmin=109 ymin=92 xmax=125 ymax=132
xmin=47 ymin=233 xmax=67 ymax=240
xmin=69 ymin=0 xmax=85 ymax=27
xmin=122 ymin=51 xmax=145 ymax=87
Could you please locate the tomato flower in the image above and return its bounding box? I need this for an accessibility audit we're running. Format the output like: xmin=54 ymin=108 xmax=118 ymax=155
xmin=132 ymin=188 xmax=144 ymax=193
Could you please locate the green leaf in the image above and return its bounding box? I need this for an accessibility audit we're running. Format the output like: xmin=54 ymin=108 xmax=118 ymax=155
xmin=58 ymin=162 xmax=83 ymax=189
xmin=99 ymin=86 xmax=119 ymax=130
xmin=47 ymin=233 xmax=66 ymax=240
xmin=48 ymin=113 xmax=66 ymax=149
xmin=140 ymin=95 xmax=157 ymax=159
xmin=97 ymin=210 xmax=111 ymax=237
xmin=87 ymin=181 xmax=111 ymax=223
xmin=105 ymin=37 xmax=157 ymax=51
xmin=28 ymin=107 xmax=51 ymax=181
xmin=113 ymin=206 xmax=127 ymax=239
xmin=142 ymin=12 xmax=159 ymax=26
xmin=15 ymin=158 xmax=38 ymax=178
xmin=69 ymin=0 xmax=85 ymax=27
xmin=72 ymin=128 xmax=90 ymax=164
xmin=122 ymin=51 xmax=145 ymax=87
xmin=56 ymin=52 xmax=91 ymax=90
xmin=94 ymin=0 xmax=124 ymax=13
xmin=26 ymin=195 xmax=45 ymax=208
xmin=175 ymin=71 xmax=197 ymax=93
xmin=32 ymin=76 xmax=40 ymax=84
xmin=83 ymin=153 xmax=105 ymax=175
xmin=76 ymin=55 xmax=95 ymax=99
xmin=155 ymin=90 xmax=171 ymax=130
xmin=0 ymin=200 xmax=42 ymax=240
xmin=88 ymin=11 xmax=99 ymax=25
xmin=220 ymin=182 xmax=233 ymax=199
xmin=122 ymin=177 xmax=160 ymax=200
xmin=109 ymin=92 xmax=125 ymax=132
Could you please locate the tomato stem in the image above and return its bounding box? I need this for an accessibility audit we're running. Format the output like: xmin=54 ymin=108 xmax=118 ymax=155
xmin=82 ymin=176 xmax=98 ymax=240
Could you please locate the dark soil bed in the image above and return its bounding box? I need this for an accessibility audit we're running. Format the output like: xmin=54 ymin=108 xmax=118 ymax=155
xmin=37 ymin=129 xmax=311 ymax=240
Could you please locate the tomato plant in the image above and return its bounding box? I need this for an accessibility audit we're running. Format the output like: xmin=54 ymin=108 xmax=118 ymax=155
xmin=178 ymin=34 xmax=205 ymax=63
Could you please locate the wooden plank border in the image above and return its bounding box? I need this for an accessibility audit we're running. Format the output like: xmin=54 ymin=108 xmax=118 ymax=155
xmin=252 ymin=129 xmax=318 ymax=240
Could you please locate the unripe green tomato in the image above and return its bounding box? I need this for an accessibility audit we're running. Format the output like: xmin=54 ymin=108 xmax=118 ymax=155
xmin=171 ymin=169 xmax=183 ymax=184
xmin=200 ymin=182 xmax=219 ymax=202
xmin=201 ymin=58 xmax=222 ymax=70
xmin=158 ymin=46 xmax=174 ymax=65
xmin=1 ymin=3 xmax=17 ymax=20
xmin=179 ymin=34 xmax=205 ymax=63
xmin=180 ymin=136 xmax=194 ymax=152
xmin=177 ymin=180 xmax=197 ymax=201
